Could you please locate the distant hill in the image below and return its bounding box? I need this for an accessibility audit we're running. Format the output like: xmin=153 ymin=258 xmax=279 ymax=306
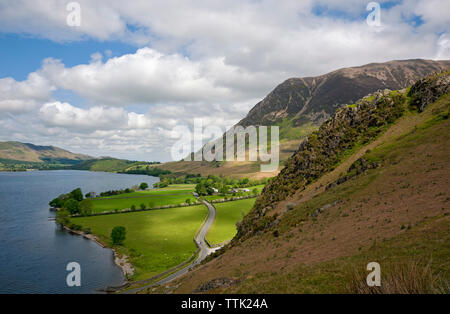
xmin=0 ymin=141 xmax=92 ymax=164
xmin=71 ymin=157 xmax=164 ymax=175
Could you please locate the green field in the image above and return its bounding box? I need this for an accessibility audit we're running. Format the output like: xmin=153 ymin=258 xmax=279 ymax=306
xmin=74 ymin=204 xmax=208 ymax=280
xmin=91 ymin=185 xmax=197 ymax=213
xmin=207 ymin=198 xmax=256 ymax=245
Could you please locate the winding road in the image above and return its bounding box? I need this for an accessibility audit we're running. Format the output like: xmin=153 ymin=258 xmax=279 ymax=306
xmin=124 ymin=199 xmax=220 ymax=294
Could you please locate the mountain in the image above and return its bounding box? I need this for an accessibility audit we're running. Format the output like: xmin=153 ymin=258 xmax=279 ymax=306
xmin=158 ymin=59 xmax=449 ymax=178
xmin=0 ymin=141 xmax=92 ymax=164
xmin=147 ymin=71 xmax=450 ymax=293
xmin=239 ymin=59 xmax=449 ymax=127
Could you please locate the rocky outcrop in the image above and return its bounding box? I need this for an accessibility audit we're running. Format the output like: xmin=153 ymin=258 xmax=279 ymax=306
xmin=325 ymin=158 xmax=379 ymax=191
xmin=409 ymin=71 xmax=450 ymax=112
xmin=193 ymin=277 xmax=241 ymax=292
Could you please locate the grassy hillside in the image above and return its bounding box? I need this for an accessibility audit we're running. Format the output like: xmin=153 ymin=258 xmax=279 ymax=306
xmin=0 ymin=141 xmax=92 ymax=170
xmin=0 ymin=141 xmax=92 ymax=163
xmin=70 ymin=157 xmax=163 ymax=174
xmin=145 ymin=72 xmax=449 ymax=294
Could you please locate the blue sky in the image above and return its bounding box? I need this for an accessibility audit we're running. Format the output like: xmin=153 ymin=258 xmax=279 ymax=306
xmin=0 ymin=33 xmax=137 ymax=81
xmin=0 ymin=0 xmax=448 ymax=161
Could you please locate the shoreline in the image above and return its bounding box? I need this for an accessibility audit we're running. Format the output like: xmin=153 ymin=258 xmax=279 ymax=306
xmin=63 ymin=226 xmax=134 ymax=284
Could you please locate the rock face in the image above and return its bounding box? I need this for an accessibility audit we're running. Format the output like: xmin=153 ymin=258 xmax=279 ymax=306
xmin=193 ymin=277 xmax=241 ymax=292
xmin=235 ymin=71 xmax=450 ymax=240
xmin=325 ymin=158 xmax=379 ymax=191
xmin=409 ymin=71 xmax=450 ymax=112
xmin=238 ymin=59 xmax=450 ymax=127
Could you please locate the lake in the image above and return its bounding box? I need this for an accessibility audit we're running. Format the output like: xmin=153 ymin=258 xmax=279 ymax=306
xmin=0 ymin=170 xmax=159 ymax=294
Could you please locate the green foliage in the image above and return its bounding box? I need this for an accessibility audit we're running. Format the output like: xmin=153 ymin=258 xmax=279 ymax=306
xmin=70 ymin=188 xmax=83 ymax=202
xmin=49 ymin=196 xmax=65 ymax=208
xmin=139 ymin=182 xmax=149 ymax=190
xmin=153 ymin=181 xmax=169 ymax=188
xmin=55 ymin=209 xmax=70 ymax=226
xmin=78 ymin=199 xmax=93 ymax=216
xmin=195 ymin=176 xmax=266 ymax=196
xmin=63 ymin=199 xmax=79 ymax=215
xmin=122 ymin=166 xmax=170 ymax=177
xmin=111 ymin=226 xmax=126 ymax=245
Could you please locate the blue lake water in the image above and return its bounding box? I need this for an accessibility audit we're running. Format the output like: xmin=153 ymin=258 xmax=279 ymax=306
xmin=0 ymin=170 xmax=159 ymax=294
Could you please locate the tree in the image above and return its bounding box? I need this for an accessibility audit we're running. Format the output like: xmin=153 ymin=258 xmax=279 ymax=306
xmin=79 ymin=199 xmax=93 ymax=216
xmin=195 ymin=183 xmax=207 ymax=196
xmin=186 ymin=198 xmax=192 ymax=204
xmin=63 ymin=199 xmax=79 ymax=215
xmin=55 ymin=209 xmax=70 ymax=227
xmin=111 ymin=226 xmax=126 ymax=245
xmin=140 ymin=203 xmax=146 ymax=210
xmin=139 ymin=182 xmax=149 ymax=190
xmin=49 ymin=196 xmax=65 ymax=208
xmin=252 ymin=188 xmax=258 ymax=195
xmin=70 ymin=188 xmax=83 ymax=202
xmin=219 ymin=186 xmax=228 ymax=195
xmin=131 ymin=204 xmax=136 ymax=211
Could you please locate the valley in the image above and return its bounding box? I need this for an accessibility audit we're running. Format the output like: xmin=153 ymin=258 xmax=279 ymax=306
xmin=142 ymin=71 xmax=450 ymax=294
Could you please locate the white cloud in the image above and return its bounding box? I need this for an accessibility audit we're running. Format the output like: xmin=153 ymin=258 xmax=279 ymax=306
xmin=39 ymin=101 xmax=151 ymax=131
xmin=39 ymin=49 xmax=244 ymax=106
xmin=0 ymin=73 xmax=53 ymax=114
xmin=0 ymin=0 xmax=448 ymax=161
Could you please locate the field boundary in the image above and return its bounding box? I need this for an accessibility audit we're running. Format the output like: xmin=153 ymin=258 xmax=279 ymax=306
xmin=70 ymin=201 xmax=203 ymax=218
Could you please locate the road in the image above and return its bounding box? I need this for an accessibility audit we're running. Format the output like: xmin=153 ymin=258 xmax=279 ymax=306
xmin=124 ymin=199 xmax=220 ymax=294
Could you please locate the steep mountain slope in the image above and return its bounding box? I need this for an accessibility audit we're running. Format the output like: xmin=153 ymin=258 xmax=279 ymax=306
xmin=239 ymin=59 xmax=449 ymax=127
xmin=0 ymin=141 xmax=92 ymax=164
xmin=147 ymin=72 xmax=450 ymax=294
xmin=157 ymin=59 xmax=449 ymax=178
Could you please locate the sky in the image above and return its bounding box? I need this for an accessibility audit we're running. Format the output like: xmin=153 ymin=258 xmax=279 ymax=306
xmin=0 ymin=0 xmax=448 ymax=162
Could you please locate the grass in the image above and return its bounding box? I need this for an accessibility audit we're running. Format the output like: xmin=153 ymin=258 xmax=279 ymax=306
xmin=207 ymin=198 xmax=256 ymax=245
xmin=232 ymin=215 xmax=449 ymax=294
xmin=74 ymin=204 xmax=208 ymax=280
xmin=91 ymin=184 xmax=197 ymax=213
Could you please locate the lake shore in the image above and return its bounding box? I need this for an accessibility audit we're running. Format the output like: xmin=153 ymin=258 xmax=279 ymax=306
xmin=63 ymin=226 xmax=134 ymax=282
